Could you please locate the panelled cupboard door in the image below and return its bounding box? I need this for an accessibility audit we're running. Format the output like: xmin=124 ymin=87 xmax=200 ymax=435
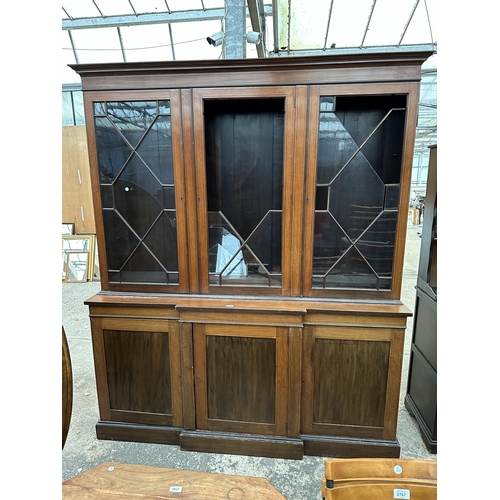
xmin=83 ymin=90 xmax=189 ymax=294
xmin=301 ymin=324 xmax=404 ymax=441
xmin=90 ymin=316 xmax=183 ymax=428
xmin=302 ymin=84 xmax=421 ymax=300
xmin=191 ymin=87 xmax=301 ymax=296
xmin=193 ymin=323 xmax=293 ymax=437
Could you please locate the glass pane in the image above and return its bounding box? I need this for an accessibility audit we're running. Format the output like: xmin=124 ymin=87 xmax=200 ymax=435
xmin=319 ymin=246 xmax=384 ymax=290
xmin=94 ymin=102 xmax=106 ymax=116
xmin=100 ymin=185 xmax=113 ymax=208
xmin=207 ymin=211 xmax=282 ymax=287
xmin=328 ymin=152 xmax=385 ymax=240
xmin=106 ymin=101 xmax=157 ymax=148
xmin=356 ymin=212 xmax=397 ymax=277
xmin=158 ymin=101 xmax=171 ymax=115
xmin=316 ymin=111 xmax=358 ymax=184
xmin=62 ymin=92 xmax=74 ymax=126
xmin=72 ymin=90 xmax=85 ymax=125
xmin=208 ymin=212 xmax=246 ymax=276
xmin=114 ymin=164 xmax=163 ymax=239
xmin=336 ymin=98 xmax=406 ymax=184
xmin=102 ymin=209 xmax=141 ymax=271
xmin=312 ymin=211 xmax=343 ymax=276
xmin=204 ymin=99 xmax=285 ymax=287
xmin=94 ymin=99 xmax=179 ymax=286
xmin=95 ymin=116 xmax=133 ymax=182
xmin=143 ymin=211 xmax=179 ymax=273
xmin=243 ymin=211 xmax=282 ymax=275
xmin=385 ymin=184 xmax=400 ymax=210
xmin=319 ymin=96 xmax=336 ymax=111
xmin=313 ymin=95 xmax=406 ymax=291
xmin=161 ymin=187 xmax=176 ymax=209
xmin=121 ymin=243 xmax=168 ymax=283
xmin=137 ymin=116 xmax=174 ymax=184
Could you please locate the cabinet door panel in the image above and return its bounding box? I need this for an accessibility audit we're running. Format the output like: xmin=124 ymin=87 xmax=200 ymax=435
xmin=206 ymin=335 xmax=276 ymax=423
xmin=194 ymin=323 xmax=289 ymax=437
xmin=313 ymin=338 xmax=389 ymax=427
xmin=104 ymin=329 xmax=172 ymax=415
xmin=302 ymin=324 xmax=403 ymax=441
xmin=91 ymin=316 xmax=183 ymax=427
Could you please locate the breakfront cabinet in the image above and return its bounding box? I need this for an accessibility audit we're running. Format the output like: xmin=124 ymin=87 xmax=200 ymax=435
xmin=73 ymin=51 xmax=432 ymax=459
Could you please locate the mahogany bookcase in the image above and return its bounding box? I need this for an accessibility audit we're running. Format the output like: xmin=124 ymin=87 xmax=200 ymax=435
xmin=72 ymin=50 xmax=432 ymax=459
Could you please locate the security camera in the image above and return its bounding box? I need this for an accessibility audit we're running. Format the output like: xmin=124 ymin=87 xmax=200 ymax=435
xmin=207 ymin=32 xmax=225 ymax=47
xmin=246 ymin=31 xmax=262 ymax=44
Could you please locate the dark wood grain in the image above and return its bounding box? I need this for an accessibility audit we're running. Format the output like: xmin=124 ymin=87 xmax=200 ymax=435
xmin=289 ymin=86 xmax=308 ymax=296
xmin=103 ymin=329 xmax=172 ymax=415
xmin=180 ymin=88 xmax=200 ymax=293
xmin=170 ymin=90 xmax=190 ymax=293
xmin=303 ymin=434 xmax=400 ymax=458
xmin=180 ymin=322 xmax=196 ymax=430
xmin=206 ymin=335 xmax=276 ymax=424
xmin=180 ymin=430 xmax=303 ymax=460
xmin=287 ymin=327 xmax=302 ymax=437
xmin=71 ymin=51 xmax=433 ymax=92
xmin=313 ymin=338 xmax=390 ymax=427
xmin=96 ymin=421 xmax=181 ymax=445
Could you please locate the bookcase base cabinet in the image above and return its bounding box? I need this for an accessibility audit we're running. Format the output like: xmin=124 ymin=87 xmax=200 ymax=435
xmin=86 ymin=296 xmax=410 ymax=459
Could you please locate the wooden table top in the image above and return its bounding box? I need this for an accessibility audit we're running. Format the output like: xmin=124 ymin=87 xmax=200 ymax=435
xmin=62 ymin=462 xmax=287 ymax=499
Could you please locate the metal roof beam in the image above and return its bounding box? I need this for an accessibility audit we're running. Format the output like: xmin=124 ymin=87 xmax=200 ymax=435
xmin=67 ymin=30 xmax=79 ymax=64
xmin=224 ymin=0 xmax=246 ymax=59
xmin=63 ymin=8 xmax=225 ymax=29
xmin=62 ymin=5 xmax=273 ymax=30
xmin=360 ymin=0 xmax=377 ymax=48
xmin=269 ymin=43 xmax=437 ymax=57
xmin=247 ymin=0 xmax=267 ymax=57
xmin=398 ymin=0 xmax=420 ymax=46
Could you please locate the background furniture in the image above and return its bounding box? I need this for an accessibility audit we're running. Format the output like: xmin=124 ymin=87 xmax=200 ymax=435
xmin=321 ymin=458 xmax=437 ymax=499
xmin=62 ymin=326 xmax=72 ymax=449
xmin=405 ymin=144 xmax=437 ymax=453
xmin=73 ymin=50 xmax=432 ymax=459
xmin=62 ymin=462 xmax=286 ymax=499
xmin=62 ymin=126 xmax=96 ymax=234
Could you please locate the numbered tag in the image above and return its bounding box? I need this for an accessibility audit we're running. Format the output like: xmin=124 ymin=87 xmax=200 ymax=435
xmin=169 ymin=486 xmax=183 ymax=493
xmin=394 ymin=489 xmax=410 ymax=499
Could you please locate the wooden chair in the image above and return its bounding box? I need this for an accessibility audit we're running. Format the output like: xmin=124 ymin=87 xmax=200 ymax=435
xmin=322 ymin=458 xmax=437 ymax=500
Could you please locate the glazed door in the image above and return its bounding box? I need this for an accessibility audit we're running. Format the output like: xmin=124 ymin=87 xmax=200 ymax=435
xmin=84 ymin=90 xmax=189 ymax=293
xmin=191 ymin=86 xmax=302 ymax=296
xmin=303 ymin=83 xmax=420 ymax=300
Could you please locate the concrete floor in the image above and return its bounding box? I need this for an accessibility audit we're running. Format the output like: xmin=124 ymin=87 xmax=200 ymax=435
xmin=62 ymin=222 xmax=436 ymax=499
